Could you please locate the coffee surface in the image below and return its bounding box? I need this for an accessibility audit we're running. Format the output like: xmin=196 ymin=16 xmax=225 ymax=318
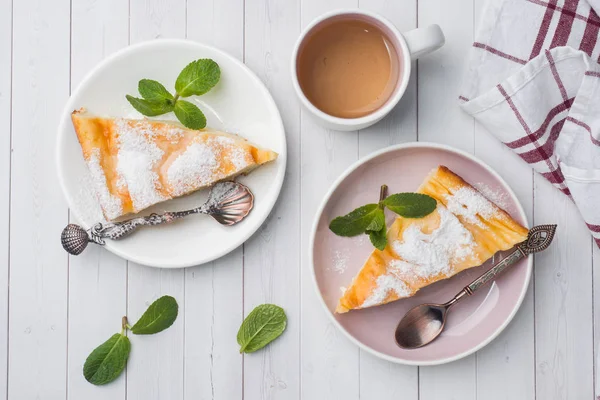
xmin=297 ymin=19 xmax=399 ymax=119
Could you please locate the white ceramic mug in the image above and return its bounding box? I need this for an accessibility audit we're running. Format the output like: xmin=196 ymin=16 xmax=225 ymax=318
xmin=291 ymin=9 xmax=445 ymax=131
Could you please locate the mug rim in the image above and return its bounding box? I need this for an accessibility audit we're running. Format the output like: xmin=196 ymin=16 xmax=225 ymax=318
xmin=291 ymin=8 xmax=412 ymax=128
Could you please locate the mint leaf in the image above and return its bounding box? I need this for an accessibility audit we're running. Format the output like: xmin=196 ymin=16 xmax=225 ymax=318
xmin=237 ymin=304 xmax=287 ymax=353
xmin=83 ymin=333 xmax=130 ymax=385
xmin=173 ymin=100 xmax=207 ymax=129
xmin=329 ymin=204 xmax=381 ymax=237
xmin=138 ymin=79 xmax=174 ymax=102
xmin=175 ymin=59 xmax=221 ymax=97
xmin=131 ymin=295 xmax=178 ymax=335
xmin=126 ymin=95 xmax=174 ymax=116
xmin=383 ymin=193 xmax=437 ymax=218
xmin=365 ymin=208 xmax=385 ymax=232
xmin=369 ymin=225 xmax=387 ymax=251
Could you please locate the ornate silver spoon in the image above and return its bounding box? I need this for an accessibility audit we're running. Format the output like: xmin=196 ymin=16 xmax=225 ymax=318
xmin=394 ymin=224 xmax=557 ymax=349
xmin=61 ymin=181 xmax=254 ymax=256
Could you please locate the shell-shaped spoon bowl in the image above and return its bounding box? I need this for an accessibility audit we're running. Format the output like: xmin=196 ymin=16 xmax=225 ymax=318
xmin=205 ymin=181 xmax=254 ymax=226
xmin=61 ymin=224 xmax=90 ymax=255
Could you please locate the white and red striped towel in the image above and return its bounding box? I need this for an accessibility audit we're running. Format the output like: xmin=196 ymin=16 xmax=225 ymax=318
xmin=460 ymin=0 xmax=600 ymax=246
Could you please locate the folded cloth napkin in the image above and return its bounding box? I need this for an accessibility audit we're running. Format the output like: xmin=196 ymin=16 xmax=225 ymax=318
xmin=460 ymin=0 xmax=600 ymax=246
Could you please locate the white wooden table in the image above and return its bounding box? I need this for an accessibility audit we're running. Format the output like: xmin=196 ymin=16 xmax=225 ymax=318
xmin=2 ymin=0 xmax=598 ymax=398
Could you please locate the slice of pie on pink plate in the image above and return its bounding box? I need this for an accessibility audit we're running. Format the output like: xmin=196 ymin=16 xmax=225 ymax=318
xmin=336 ymin=166 xmax=528 ymax=313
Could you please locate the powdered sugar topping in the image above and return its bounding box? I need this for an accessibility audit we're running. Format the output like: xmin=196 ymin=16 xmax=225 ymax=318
xmin=115 ymin=119 xmax=168 ymax=211
xmin=86 ymin=148 xmax=123 ymax=220
xmin=167 ymin=141 xmax=219 ymax=196
xmin=361 ymin=273 xmax=411 ymax=308
xmin=391 ymin=206 xmax=475 ymax=278
xmin=444 ymin=186 xmax=498 ymax=227
xmin=331 ymin=250 xmax=349 ymax=274
xmin=474 ymin=182 xmax=510 ymax=210
xmin=213 ymin=135 xmax=250 ymax=170
xmin=167 ymin=135 xmax=252 ymax=197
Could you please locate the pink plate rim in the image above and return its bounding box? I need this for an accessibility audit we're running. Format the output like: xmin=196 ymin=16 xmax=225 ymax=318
xmin=308 ymin=142 xmax=532 ymax=366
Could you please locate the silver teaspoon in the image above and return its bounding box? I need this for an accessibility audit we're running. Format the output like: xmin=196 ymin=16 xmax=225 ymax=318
xmin=395 ymin=224 xmax=557 ymax=349
xmin=61 ymin=181 xmax=254 ymax=256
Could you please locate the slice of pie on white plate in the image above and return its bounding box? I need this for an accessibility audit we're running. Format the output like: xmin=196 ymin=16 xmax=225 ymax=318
xmin=71 ymin=108 xmax=278 ymax=221
xmin=336 ymin=166 xmax=528 ymax=313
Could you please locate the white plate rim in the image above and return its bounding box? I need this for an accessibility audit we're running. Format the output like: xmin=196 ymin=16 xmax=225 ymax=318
xmin=309 ymin=142 xmax=532 ymax=366
xmin=56 ymin=39 xmax=287 ymax=268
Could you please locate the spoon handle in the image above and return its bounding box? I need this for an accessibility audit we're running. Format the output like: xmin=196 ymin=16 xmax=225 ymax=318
xmin=464 ymin=248 xmax=525 ymax=295
xmin=88 ymin=209 xmax=200 ymax=243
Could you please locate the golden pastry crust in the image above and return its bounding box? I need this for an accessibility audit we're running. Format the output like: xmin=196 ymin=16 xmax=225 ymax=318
xmin=336 ymin=166 xmax=528 ymax=313
xmin=72 ymin=108 xmax=278 ymax=220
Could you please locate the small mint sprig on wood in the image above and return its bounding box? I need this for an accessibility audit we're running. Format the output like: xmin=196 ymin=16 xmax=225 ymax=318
xmin=126 ymin=59 xmax=220 ymax=129
xmin=329 ymin=185 xmax=437 ymax=250
xmin=237 ymin=304 xmax=287 ymax=354
xmin=83 ymin=295 xmax=179 ymax=386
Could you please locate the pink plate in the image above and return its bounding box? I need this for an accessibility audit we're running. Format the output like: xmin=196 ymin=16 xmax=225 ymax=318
xmin=310 ymin=142 xmax=531 ymax=365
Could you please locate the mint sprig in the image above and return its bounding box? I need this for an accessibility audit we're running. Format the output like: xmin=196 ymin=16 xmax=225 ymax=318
xmin=83 ymin=332 xmax=130 ymax=385
xmin=126 ymin=94 xmax=174 ymax=116
xmin=237 ymin=304 xmax=287 ymax=353
xmin=83 ymin=296 xmax=179 ymax=386
xmin=138 ymin=79 xmax=174 ymax=102
xmin=130 ymin=295 xmax=178 ymax=335
xmin=329 ymin=204 xmax=382 ymax=237
xmin=369 ymin=226 xmax=388 ymax=250
xmin=329 ymin=185 xmax=437 ymax=251
xmin=383 ymin=193 xmax=437 ymax=218
xmin=175 ymin=59 xmax=221 ymax=97
xmin=174 ymin=100 xmax=207 ymax=130
xmin=126 ymin=59 xmax=220 ymax=129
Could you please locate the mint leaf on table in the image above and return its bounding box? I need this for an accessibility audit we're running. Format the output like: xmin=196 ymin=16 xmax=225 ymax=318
xmin=329 ymin=204 xmax=382 ymax=237
xmin=383 ymin=193 xmax=437 ymax=218
xmin=175 ymin=59 xmax=221 ymax=97
xmin=83 ymin=333 xmax=131 ymax=385
xmin=138 ymin=79 xmax=174 ymax=103
xmin=237 ymin=304 xmax=287 ymax=354
xmin=126 ymin=95 xmax=175 ymax=116
xmin=369 ymin=225 xmax=388 ymax=251
xmin=131 ymin=295 xmax=179 ymax=335
xmin=173 ymin=100 xmax=207 ymax=129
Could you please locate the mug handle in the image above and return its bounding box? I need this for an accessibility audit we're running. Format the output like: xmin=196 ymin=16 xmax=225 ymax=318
xmin=403 ymin=24 xmax=445 ymax=60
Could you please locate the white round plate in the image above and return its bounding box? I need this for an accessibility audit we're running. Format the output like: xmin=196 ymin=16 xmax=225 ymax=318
xmin=57 ymin=40 xmax=286 ymax=268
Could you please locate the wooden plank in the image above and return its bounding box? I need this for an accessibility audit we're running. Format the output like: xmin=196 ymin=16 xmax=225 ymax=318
xmin=417 ymin=0 xmax=477 ymax=398
xmin=594 ymin=244 xmax=599 ymax=400
xmin=187 ymin=0 xmax=244 ymax=60
xmin=299 ymin=0 xmax=361 ymax=399
xmin=9 ymin=0 xmax=71 ymax=398
xmin=243 ymin=0 xmax=301 ymax=398
xmin=418 ymin=0 xmax=474 ymax=152
xmin=129 ymin=0 xmax=186 ymax=43
xmin=0 ymin=0 xmax=11 ymax=397
xmin=67 ymin=0 xmax=129 ymax=398
xmin=184 ymin=1 xmax=244 ymax=399
xmin=183 ymin=251 xmax=243 ymax=400
xmin=534 ymin=177 xmax=593 ymax=400
xmin=126 ymin=268 xmax=185 ymax=400
xmin=356 ymin=0 xmax=419 ymax=398
xmin=470 ymin=0 xmax=535 ymax=398
xmin=127 ymin=1 xmax=186 ymax=399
